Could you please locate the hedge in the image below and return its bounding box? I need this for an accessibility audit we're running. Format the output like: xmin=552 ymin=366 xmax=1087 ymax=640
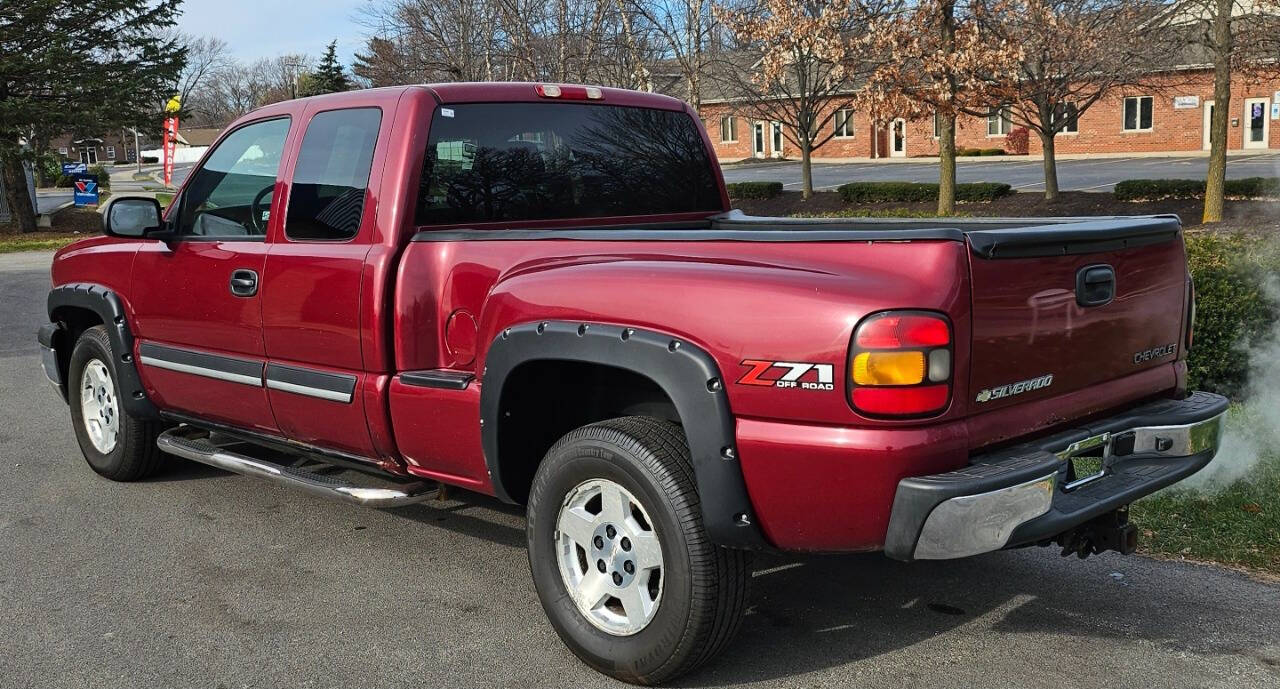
xmin=1185 ymin=232 xmax=1280 ymax=399
xmin=836 ymin=181 xmax=1014 ymax=203
xmin=726 ymin=181 xmax=783 ymax=199
xmin=1114 ymin=177 xmax=1280 ymax=201
xmin=957 ymin=147 xmax=1006 ymax=157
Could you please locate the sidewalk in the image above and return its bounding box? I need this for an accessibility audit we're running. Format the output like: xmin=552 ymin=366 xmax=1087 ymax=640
xmin=722 ymin=149 xmax=1277 ymax=166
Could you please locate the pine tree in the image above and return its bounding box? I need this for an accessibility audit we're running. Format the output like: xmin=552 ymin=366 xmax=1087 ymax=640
xmin=0 ymin=0 xmax=185 ymax=233
xmin=302 ymin=41 xmax=352 ymax=97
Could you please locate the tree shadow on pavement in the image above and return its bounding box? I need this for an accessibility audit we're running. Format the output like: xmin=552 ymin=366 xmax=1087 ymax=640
xmin=675 ymin=549 xmax=1280 ymax=686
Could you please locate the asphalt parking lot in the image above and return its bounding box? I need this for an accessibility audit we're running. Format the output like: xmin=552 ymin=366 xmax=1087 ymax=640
xmin=2 ymin=250 xmax=1279 ymax=688
xmin=721 ymin=152 xmax=1280 ymax=193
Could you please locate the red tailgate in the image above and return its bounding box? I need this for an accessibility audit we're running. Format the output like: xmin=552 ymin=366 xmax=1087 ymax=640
xmin=965 ymin=219 xmax=1188 ymax=413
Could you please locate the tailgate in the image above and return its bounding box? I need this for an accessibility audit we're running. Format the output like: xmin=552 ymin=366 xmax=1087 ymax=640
xmin=965 ymin=217 xmax=1188 ymax=412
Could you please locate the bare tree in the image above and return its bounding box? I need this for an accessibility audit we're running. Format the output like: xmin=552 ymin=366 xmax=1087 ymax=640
xmin=863 ymin=1 xmax=1022 ymax=215
xmin=190 ymin=53 xmax=313 ymax=125
xmin=626 ymin=0 xmax=722 ymax=108
xmin=356 ymin=0 xmax=666 ymax=90
xmin=168 ymin=33 xmax=230 ymax=120
xmin=1153 ymin=1 xmax=1280 ymax=223
xmin=713 ymin=0 xmax=888 ymax=199
xmin=977 ymin=1 xmax=1159 ymax=201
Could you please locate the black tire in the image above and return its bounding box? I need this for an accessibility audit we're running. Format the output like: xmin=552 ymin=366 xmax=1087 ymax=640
xmin=526 ymin=416 xmax=750 ymax=685
xmin=68 ymin=325 xmax=167 ymax=481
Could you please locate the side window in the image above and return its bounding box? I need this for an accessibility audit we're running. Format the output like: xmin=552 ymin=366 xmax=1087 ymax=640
xmin=285 ymin=108 xmax=382 ymax=241
xmin=177 ymin=118 xmax=290 ymax=239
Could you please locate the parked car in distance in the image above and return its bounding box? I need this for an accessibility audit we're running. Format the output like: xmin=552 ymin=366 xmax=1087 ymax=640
xmin=38 ymin=83 xmax=1226 ymax=685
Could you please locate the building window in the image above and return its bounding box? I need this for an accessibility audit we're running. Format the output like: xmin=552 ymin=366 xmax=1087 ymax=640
xmin=933 ymin=111 xmax=942 ymax=138
xmin=58 ymin=147 xmax=68 ymax=155
xmin=720 ymin=115 xmax=737 ymax=143
xmin=987 ymin=106 xmax=1013 ymax=136
xmin=106 ymin=146 xmax=116 ymax=159
xmin=1123 ymin=96 xmax=1153 ymax=131
xmin=1052 ymin=102 xmax=1079 ymax=134
xmin=834 ymin=108 xmax=854 ymax=138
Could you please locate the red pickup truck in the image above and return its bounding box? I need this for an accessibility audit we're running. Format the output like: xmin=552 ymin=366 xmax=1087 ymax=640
xmin=39 ymin=83 xmax=1226 ymax=684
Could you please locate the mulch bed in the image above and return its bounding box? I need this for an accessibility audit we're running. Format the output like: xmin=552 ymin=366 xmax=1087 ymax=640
xmin=0 ymin=207 xmax=103 ymax=236
xmin=732 ymin=190 xmax=1279 ymax=232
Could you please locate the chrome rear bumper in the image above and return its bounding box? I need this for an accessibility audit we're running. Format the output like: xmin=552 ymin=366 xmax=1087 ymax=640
xmin=885 ymin=392 xmax=1228 ymax=562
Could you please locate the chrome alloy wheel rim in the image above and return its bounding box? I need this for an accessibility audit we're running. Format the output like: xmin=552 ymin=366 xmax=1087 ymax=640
xmin=555 ymin=478 xmax=664 ymax=636
xmin=80 ymin=359 xmax=119 ymax=454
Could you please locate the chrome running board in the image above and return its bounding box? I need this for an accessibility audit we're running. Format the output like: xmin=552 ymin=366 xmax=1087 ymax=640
xmin=157 ymin=426 xmax=436 ymax=508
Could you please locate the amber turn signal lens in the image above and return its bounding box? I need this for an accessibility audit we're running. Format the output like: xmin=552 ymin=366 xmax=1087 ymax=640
xmin=852 ymin=351 xmax=926 ymax=386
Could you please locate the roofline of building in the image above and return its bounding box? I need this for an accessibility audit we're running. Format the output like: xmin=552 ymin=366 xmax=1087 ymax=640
xmin=696 ymin=60 xmax=1280 ymax=107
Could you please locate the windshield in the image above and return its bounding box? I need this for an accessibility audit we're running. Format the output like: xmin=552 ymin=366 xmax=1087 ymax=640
xmin=416 ymin=102 xmax=722 ymax=225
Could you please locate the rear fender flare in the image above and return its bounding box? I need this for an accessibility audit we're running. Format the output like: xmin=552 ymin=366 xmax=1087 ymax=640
xmin=47 ymin=283 xmax=158 ymax=419
xmin=480 ymin=321 xmax=767 ymax=549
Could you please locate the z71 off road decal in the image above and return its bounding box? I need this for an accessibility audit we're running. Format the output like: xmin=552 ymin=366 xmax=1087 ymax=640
xmin=974 ymin=373 xmax=1054 ymax=403
xmin=737 ymin=360 xmax=835 ymax=391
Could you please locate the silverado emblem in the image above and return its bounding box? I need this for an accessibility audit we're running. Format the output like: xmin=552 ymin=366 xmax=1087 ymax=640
xmin=737 ymin=359 xmax=836 ymax=391
xmin=975 ymin=374 xmax=1054 ymax=403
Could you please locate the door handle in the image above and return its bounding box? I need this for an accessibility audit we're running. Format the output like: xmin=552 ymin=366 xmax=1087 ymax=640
xmin=1075 ymin=264 xmax=1115 ymax=307
xmin=230 ymin=269 xmax=258 ymax=297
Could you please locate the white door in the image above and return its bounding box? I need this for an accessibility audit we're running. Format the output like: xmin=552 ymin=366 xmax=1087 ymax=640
xmin=1244 ymin=98 xmax=1269 ymax=149
xmin=1203 ymin=100 xmax=1215 ymax=150
xmin=752 ymin=122 xmax=766 ymax=158
xmin=79 ymin=148 xmax=97 ymax=165
xmin=770 ymin=122 xmax=784 ymax=158
xmin=890 ymin=119 xmax=907 ymax=157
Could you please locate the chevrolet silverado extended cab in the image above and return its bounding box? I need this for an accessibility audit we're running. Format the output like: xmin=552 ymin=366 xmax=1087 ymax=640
xmin=39 ymin=83 xmax=1226 ymax=684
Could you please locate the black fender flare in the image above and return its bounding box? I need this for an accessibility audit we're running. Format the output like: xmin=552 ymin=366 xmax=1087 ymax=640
xmin=46 ymin=283 xmax=159 ymax=419
xmin=480 ymin=320 xmax=767 ymax=549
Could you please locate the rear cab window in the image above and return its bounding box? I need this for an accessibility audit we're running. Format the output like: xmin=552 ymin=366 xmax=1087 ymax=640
xmin=416 ymin=102 xmax=722 ymax=225
xmin=286 ymin=107 xmax=382 ymax=241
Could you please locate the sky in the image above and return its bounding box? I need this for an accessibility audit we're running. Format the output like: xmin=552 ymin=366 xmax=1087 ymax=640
xmin=173 ymin=0 xmax=374 ymax=66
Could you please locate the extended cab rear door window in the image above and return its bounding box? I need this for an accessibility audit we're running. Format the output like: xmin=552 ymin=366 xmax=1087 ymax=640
xmin=176 ymin=117 xmax=290 ymax=239
xmin=285 ymin=107 xmax=382 ymax=241
xmin=416 ymin=102 xmax=722 ymax=225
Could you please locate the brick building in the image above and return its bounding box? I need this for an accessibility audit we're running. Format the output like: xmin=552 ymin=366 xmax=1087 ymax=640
xmin=48 ymin=130 xmax=145 ymax=166
xmin=700 ymin=69 xmax=1280 ymax=163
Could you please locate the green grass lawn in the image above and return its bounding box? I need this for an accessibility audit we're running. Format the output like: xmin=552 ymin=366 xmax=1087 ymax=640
xmin=0 ymin=234 xmax=83 ymax=253
xmin=1131 ymin=449 xmax=1280 ymax=573
xmin=155 ymin=192 xmax=174 ymax=208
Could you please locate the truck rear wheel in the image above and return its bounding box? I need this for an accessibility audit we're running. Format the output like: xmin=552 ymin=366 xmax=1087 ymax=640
xmin=68 ymin=326 xmax=167 ymax=481
xmin=526 ymin=416 xmax=749 ymax=685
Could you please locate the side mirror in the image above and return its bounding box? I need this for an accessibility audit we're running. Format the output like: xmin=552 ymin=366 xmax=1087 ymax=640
xmin=103 ymin=197 xmax=164 ymax=238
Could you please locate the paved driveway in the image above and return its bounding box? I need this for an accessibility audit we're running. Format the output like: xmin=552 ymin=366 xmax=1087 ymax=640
xmin=3 ymin=252 xmax=1278 ymax=688
xmin=35 ymin=191 xmax=72 ymax=214
xmin=722 ymin=153 xmax=1280 ymax=193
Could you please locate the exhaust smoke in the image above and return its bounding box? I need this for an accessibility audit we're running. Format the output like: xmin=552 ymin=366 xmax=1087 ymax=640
xmin=1182 ymin=278 xmax=1280 ymax=491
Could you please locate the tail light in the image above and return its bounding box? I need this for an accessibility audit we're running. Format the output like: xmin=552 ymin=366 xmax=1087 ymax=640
xmin=1186 ymin=282 xmax=1196 ymax=352
xmin=849 ymin=311 xmax=952 ymax=417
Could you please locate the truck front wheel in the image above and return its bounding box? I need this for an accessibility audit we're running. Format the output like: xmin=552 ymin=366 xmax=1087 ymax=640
xmin=68 ymin=326 xmax=167 ymax=481
xmin=525 ymin=416 xmax=749 ymax=685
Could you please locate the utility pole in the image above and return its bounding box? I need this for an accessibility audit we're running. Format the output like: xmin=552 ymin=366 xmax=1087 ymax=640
xmin=284 ymin=59 xmax=301 ymax=100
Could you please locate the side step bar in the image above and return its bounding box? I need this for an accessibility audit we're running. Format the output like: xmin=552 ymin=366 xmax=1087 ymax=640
xmin=157 ymin=426 xmax=436 ymax=508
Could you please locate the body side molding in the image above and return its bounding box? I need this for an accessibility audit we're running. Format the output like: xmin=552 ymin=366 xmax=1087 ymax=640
xmin=265 ymin=362 xmax=357 ymax=403
xmin=138 ymin=342 xmax=264 ymax=387
xmin=480 ymin=321 xmax=768 ymax=549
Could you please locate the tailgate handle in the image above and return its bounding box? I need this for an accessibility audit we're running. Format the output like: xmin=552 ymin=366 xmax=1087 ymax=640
xmin=1076 ymin=264 xmax=1115 ymax=307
